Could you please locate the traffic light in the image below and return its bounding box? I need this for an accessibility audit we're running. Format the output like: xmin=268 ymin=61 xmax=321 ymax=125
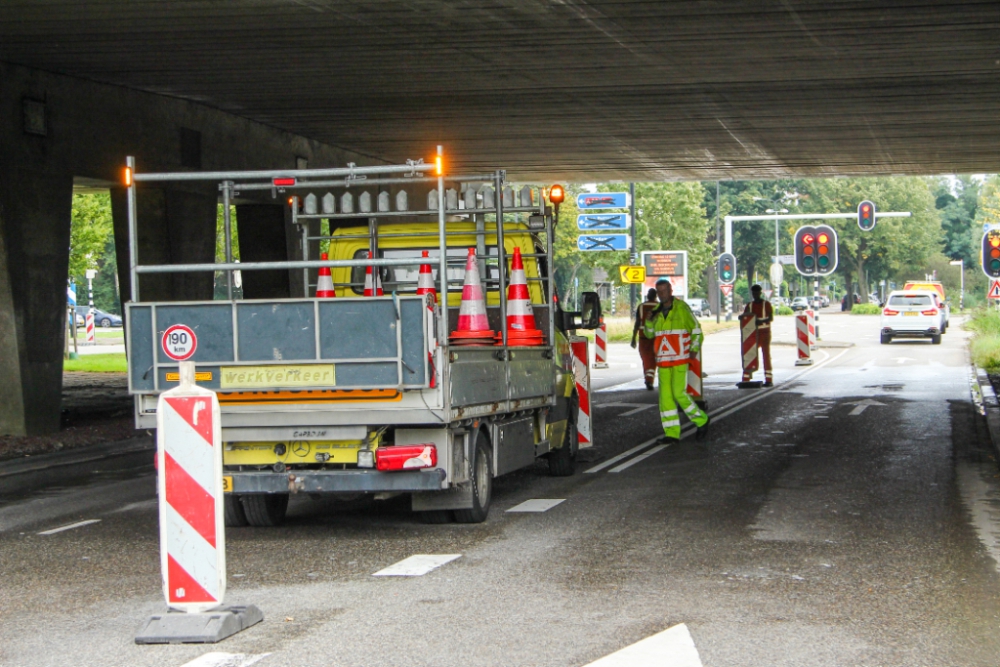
xmin=982 ymin=229 xmax=1000 ymax=278
xmin=717 ymin=252 xmax=736 ymax=284
xmin=858 ymin=200 xmax=876 ymax=231
xmin=794 ymin=225 xmax=838 ymax=276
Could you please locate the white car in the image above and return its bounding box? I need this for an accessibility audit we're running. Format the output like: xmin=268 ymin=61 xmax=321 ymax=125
xmin=880 ymin=290 xmax=943 ymax=345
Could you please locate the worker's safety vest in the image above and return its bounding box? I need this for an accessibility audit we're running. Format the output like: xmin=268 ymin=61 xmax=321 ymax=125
xmin=643 ymin=300 xmax=702 ymax=368
xmin=746 ymin=300 xmax=774 ymax=329
xmin=653 ymin=329 xmax=691 ymax=367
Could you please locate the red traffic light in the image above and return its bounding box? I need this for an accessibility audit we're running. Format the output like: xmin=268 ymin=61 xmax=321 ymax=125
xmin=801 ymin=233 xmax=815 ymax=245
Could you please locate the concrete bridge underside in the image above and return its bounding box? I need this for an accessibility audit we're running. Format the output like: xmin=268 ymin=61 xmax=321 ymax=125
xmin=1 ymin=1 xmax=998 ymax=435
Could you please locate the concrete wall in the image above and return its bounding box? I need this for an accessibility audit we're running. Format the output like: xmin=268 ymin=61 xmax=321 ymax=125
xmin=0 ymin=60 xmax=377 ymax=435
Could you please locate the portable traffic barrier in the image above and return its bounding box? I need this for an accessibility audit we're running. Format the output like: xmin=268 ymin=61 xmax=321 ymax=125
xmin=416 ymin=250 xmax=437 ymax=303
xmin=571 ymin=338 xmax=593 ymax=448
xmin=363 ymin=251 xmax=384 ymax=297
xmin=315 ymin=252 xmax=336 ymax=298
xmin=806 ymin=308 xmax=817 ymax=349
xmin=737 ymin=312 xmax=761 ymax=388
xmin=417 ymin=251 xmax=438 ymax=388
xmin=593 ymin=320 xmax=609 ymax=369
xmin=450 ymin=248 xmax=495 ymax=346
xmin=135 ymin=362 xmax=263 ymax=644
xmin=795 ymin=312 xmax=813 ymax=366
xmin=686 ymin=346 xmax=705 ymax=409
xmin=503 ymin=247 xmax=544 ymax=346
xmin=85 ymin=311 xmax=95 ymax=344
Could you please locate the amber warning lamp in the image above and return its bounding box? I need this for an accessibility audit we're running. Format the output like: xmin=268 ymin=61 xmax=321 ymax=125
xmin=123 ymin=167 xmax=133 ymax=187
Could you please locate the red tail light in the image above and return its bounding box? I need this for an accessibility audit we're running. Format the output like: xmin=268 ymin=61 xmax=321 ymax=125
xmin=273 ymin=177 xmax=296 ymax=187
xmin=375 ymin=445 xmax=437 ymax=471
xmin=921 ymin=309 xmax=939 ymax=316
xmin=883 ymin=309 xmax=899 ymax=316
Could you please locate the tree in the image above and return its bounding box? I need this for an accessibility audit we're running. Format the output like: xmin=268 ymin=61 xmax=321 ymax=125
xmin=975 ymin=175 xmax=1000 ymax=229
xmin=935 ymin=175 xmax=979 ymax=267
xmin=69 ymin=193 xmax=118 ymax=311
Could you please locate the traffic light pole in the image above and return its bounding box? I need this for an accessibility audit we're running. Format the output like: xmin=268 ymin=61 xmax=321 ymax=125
xmin=629 ymin=182 xmax=637 ymax=315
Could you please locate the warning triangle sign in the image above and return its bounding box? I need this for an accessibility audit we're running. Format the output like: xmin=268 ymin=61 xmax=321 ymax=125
xmin=990 ymin=279 xmax=1000 ymax=300
xmin=720 ymin=284 xmax=734 ymax=297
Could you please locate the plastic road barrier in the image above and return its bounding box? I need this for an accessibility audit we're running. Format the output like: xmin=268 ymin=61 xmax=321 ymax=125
xmin=593 ymin=321 xmax=609 ymax=369
xmin=795 ymin=313 xmax=813 ymax=366
xmin=571 ymin=338 xmax=593 ymax=448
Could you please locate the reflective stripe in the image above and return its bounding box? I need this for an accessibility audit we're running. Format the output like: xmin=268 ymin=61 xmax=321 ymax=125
xmin=661 ymin=419 xmax=681 ymax=427
xmin=692 ymin=328 xmax=702 ymax=335
xmin=659 ymin=410 xmax=678 ymax=418
xmin=682 ymin=403 xmax=700 ymax=415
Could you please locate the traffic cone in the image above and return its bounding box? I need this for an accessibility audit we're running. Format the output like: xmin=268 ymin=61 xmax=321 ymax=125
xmin=315 ymin=252 xmax=336 ymax=298
xmin=363 ymin=251 xmax=383 ymax=297
xmin=416 ymin=250 xmax=437 ymax=303
xmin=450 ymin=248 xmax=495 ymax=345
xmin=504 ymin=247 xmax=544 ymax=346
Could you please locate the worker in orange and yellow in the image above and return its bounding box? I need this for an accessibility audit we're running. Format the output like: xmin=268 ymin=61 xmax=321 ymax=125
xmin=643 ymin=278 xmax=710 ymax=443
xmin=631 ymin=288 xmax=659 ymax=390
xmin=742 ymin=284 xmax=774 ymax=386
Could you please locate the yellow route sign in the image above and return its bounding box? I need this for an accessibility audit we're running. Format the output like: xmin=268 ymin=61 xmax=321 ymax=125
xmin=619 ymin=265 xmax=646 ymax=284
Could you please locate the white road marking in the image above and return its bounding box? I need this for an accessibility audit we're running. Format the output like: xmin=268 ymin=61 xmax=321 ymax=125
xmin=620 ymin=405 xmax=656 ymax=416
xmin=862 ymin=358 xmax=877 ymax=368
xmin=373 ymin=554 xmax=461 ymax=577
xmin=894 ymin=356 xmax=915 ymax=364
xmin=179 ymin=652 xmax=270 ymax=667
xmin=506 ymin=499 xmax=566 ymax=513
xmin=846 ymin=398 xmax=886 ymax=415
xmin=596 ymin=402 xmax=656 ymax=417
xmin=584 ymin=440 xmax=659 ymax=474
xmin=609 ymin=445 xmax=669 ymax=473
xmin=582 ymin=623 xmax=702 ymax=667
xmin=37 ymin=519 xmax=101 ymax=535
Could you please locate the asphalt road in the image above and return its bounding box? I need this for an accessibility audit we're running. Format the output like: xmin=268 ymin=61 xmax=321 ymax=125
xmin=3 ymin=312 xmax=1000 ymax=666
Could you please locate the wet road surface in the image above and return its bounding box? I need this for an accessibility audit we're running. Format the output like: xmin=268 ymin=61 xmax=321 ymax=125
xmin=3 ymin=313 xmax=1000 ymax=666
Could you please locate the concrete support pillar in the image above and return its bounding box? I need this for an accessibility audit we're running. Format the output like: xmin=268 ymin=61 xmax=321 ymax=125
xmin=110 ymin=187 xmax=217 ymax=304
xmin=235 ymin=204 xmax=291 ymax=299
xmin=0 ymin=167 xmax=74 ymax=435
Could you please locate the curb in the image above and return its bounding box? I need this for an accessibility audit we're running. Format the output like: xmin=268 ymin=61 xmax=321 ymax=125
xmin=0 ymin=435 xmax=154 ymax=478
xmin=974 ymin=366 xmax=1000 ymax=456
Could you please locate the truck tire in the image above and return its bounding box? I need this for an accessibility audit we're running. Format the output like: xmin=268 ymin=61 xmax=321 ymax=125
xmin=548 ymin=404 xmax=578 ymax=477
xmin=880 ymin=331 xmax=892 ymax=345
xmin=931 ymin=333 xmax=942 ymax=345
xmin=224 ymin=495 xmax=249 ymax=527
xmin=454 ymin=432 xmax=492 ymax=524
xmin=242 ymin=493 xmax=289 ymax=527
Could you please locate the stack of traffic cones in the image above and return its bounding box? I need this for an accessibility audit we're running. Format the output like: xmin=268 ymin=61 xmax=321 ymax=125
xmin=416 ymin=250 xmax=437 ymax=303
xmin=315 ymin=252 xmax=336 ymax=298
xmin=450 ymin=248 xmax=495 ymax=346
xmin=501 ymin=247 xmax=544 ymax=346
xmin=363 ymin=251 xmax=384 ymax=296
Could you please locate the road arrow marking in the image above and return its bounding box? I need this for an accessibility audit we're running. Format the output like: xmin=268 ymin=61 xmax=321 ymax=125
xmin=507 ymin=499 xmax=565 ymax=513
xmin=893 ymin=357 xmax=915 ymax=364
xmin=582 ymin=623 xmax=702 ymax=666
xmin=373 ymin=554 xmax=461 ymax=577
xmin=180 ymin=653 xmax=271 ymax=667
xmin=846 ymin=398 xmax=887 ymax=415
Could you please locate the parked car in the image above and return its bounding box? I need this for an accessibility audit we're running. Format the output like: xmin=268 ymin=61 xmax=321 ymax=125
xmin=790 ymin=296 xmax=810 ymax=312
xmin=684 ymin=298 xmax=711 ymax=317
xmin=880 ymin=290 xmax=943 ymax=344
xmin=74 ymin=306 xmax=122 ymax=328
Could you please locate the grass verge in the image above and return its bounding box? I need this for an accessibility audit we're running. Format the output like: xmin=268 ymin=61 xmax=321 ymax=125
xmin=64 ymin=353 xmax=128 ymax=373
xmin=967 ymin=308 xmax=1000 ymax=371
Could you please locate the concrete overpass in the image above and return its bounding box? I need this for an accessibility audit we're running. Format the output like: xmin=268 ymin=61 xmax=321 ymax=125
xmin=1 ymin=1 xmax=998 ymax=435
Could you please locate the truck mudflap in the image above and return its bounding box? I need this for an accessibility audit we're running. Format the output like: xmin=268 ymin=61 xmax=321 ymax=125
xmin=228 ymin=468 xmax=446 ymax=494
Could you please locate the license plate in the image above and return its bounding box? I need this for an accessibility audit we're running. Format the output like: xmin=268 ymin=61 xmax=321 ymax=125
xmin=903 ymin=311 xmax=919 ymax=316
xmin=222 ymin=476 xmax=233 ymax=493
xmin=220 ymin=364 xmax=336 ymax=389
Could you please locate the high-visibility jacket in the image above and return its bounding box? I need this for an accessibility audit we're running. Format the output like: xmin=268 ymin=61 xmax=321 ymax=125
xmin=743 ymin=299 xmax=774 ymax=329
xmin=642 ymin=299 xmax=703 ymax=368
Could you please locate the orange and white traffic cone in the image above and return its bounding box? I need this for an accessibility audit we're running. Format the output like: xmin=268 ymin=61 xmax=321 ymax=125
xmin=504 ymin=247 xmax=544 ymax=346
xmin=363 ymin=251 xmax=383 ymax=297
xmin=450 ymin=248 xmax=495 ymax=346
xmin=416 ymin=250 xmax=437 ymax=303
xmin=315 ymin=252 xmax=336 ymax=298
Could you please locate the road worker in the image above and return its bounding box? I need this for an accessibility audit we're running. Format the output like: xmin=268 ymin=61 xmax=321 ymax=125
xmin=643 ymin=278 xmax=710 ymax=443
xmin=631 ymin=287 xmax=659 ymax=390
xmin=742 ymin=284 xmax=774 ymax=386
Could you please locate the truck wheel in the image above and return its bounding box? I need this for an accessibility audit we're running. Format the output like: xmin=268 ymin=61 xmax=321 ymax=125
xmin=548 ymin=414 xmax=578 ymax=477
xmin=454 ymin=432 xmax=492 ymax=524
xmin=931 ymin=333 xmax=942 ymax=345
xmin=242 ymin=493 xmax=289 ymax=527
xmin=224 ymin=495 xmax=249 ymax=527
xmin=880 ymin=332 xmax=892 ymax=345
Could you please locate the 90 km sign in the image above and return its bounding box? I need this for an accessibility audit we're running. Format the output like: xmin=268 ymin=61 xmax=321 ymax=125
xmin=161 ymin=324 xmax=198 ymax=361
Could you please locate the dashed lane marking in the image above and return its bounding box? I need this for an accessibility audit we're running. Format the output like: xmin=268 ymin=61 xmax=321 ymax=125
xmin=179 ymin=653 xmax=270 ymax=667
xmin=37 ymin=519 xmax=101 ymax=535
xmin=608 ymin=445 xmax=670 ymax=473
xmin=506 ymin=499 xmax=566 ymax=512
xmin=373 ymin=554 xmax=461 ymax=577
xmin=582 ymin=623 xmax=702 ymax=667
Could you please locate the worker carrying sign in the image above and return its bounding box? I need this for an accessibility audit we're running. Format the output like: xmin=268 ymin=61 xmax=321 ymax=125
xmin=742 ymin=284 xmax=774 ymax=386
xmin=642 ymin=278 xmax=710 ymax=444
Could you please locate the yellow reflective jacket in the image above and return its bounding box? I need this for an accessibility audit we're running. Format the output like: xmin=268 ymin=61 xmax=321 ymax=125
xmin=642 ymin=299 xmax=703 ymax=367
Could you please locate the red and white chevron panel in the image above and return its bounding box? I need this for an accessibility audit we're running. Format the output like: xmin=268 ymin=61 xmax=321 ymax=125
xmin=795 ymin=313 xmax=813 ymax=366
xmin=156 ymin=383 xmax=225 ymax=613
xmin=85 ymin=312 xmax=95 ymax=344
xmin=686 ymin=347 xmax=703 ymax=399
xmin=805 ymin=309 xmax=816 ymax=349
xmin=739 ymin=312 xmax=759 ymax=376
xmin=571 ymin=338 xmax=593 ymax=448
xmin=593 ymin=321 xmax=609 ymax=369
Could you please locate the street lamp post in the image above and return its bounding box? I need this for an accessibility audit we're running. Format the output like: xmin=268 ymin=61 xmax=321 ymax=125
xmin=766 ymin=208 xmax=788 ymax=296
xmin=949 ymin=259 xmax=964 ymax=310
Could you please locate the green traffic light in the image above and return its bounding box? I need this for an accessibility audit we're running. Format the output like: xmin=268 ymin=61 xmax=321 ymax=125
xmin=803 ymin=256 xmax=814 ymax=268
xmin=818 ymin=256 xmax=829 ymax=267
xmin=991 ymin=259 xmax=1000 ymax=272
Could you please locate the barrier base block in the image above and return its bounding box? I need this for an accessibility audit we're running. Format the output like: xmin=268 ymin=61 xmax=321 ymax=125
xmin=736 ymin=381 xmax=763 ymax=389
xmin=795 ymin=358 xmax=814 ymax=366
xmin=135 ymin=605 xmax=263 ymax=645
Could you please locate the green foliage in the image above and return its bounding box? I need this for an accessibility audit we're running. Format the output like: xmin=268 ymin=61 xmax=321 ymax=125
xmin=934 ymin=175 xmax=979 ymax=266
xmin=850 ymin=303 xmax=881 ymax=314
xmin=69 ymin=193 xmax=120 ymax=313
xmin=63 ymin=353 xmax=127 ymax=373
xmin=775 ymin=305 xmax=794 ymax=315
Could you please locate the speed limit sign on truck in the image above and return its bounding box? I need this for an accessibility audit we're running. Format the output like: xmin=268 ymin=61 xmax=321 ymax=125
xmin=162 ymin=324 xmax=198 ymax=361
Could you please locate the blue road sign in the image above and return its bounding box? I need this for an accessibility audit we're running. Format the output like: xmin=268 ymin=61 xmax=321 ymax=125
xmin=576 ymin=192 xmax=630 ymax=210
xmin=577 ymin=234 xmax=632 ymax=252
xmin=67 ymin=284 xmax=77 ymax=306
xmin=577 ymin=213 xmax=631 ymax=231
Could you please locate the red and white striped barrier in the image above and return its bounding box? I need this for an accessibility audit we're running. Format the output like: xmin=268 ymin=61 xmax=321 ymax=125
xmin=86 ymin=312 xmax=95 ymax=344
xmin=795 ymin=312 xmax=813 ymax=366
xmin=686 ymin=346 xmax=703 ymax=405
xmin=739 ymin=312 xmax=758 ymax=380
xmin=593 ymin=321 xmax=609 ymax=369
xmin=156 ymin=363 xmax=225 ymax=613
xmin=805 ymin=309 xmax=816 ymax=349
xmin=571 ymin=338 xmax=593 ymax=448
